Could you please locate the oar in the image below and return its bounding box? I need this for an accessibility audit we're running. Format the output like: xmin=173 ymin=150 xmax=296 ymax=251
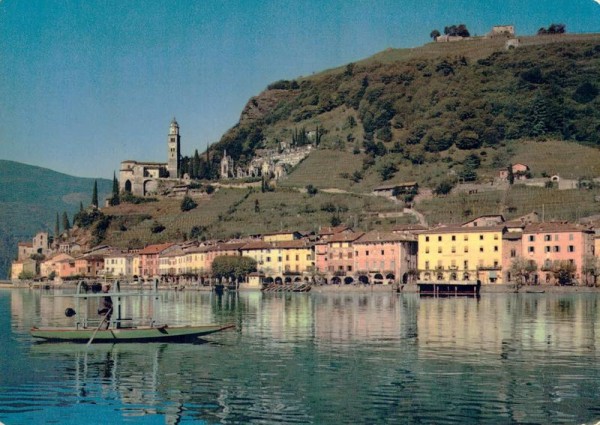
xmin=86 ymin=308 xmax=112 ymax=347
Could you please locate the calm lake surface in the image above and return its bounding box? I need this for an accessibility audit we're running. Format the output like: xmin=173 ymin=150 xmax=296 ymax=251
xmin=1 ymin=288 xmax=599 ymax=424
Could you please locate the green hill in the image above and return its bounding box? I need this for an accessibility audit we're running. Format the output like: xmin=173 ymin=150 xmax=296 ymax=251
xmin=0 ymin=160 xmax=111 ymax=279
xmin=98 ymin=33 xmax=600 ymax=250
xmin=197 ymin=33 xmax=600 ymax=191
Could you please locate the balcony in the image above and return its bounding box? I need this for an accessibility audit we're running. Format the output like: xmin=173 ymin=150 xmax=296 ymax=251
xmin=477 ymin=264 xmax=502 ymax=271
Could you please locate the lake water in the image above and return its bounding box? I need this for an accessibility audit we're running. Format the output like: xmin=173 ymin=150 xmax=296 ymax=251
xmin=1 ymin=288 xmax=599 ymax=424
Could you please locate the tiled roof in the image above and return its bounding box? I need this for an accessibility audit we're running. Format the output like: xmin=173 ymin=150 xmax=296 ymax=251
xmin=419 ymin=225 xmax=505 ymax=235
xmin=272 ymin=240 xmax=313 ymax=249
xmin=524 ymin=222 xmax=593 ymax=234
xmin=241 ymin=241 xmax=273 ymax=250
xmin=327 ymin=232 xmax=365 ymax=243
xmin=162 ymin=248 xmax=186 ymax=258
xmin=138 ymin=243 xmax=175 ymax=255
xmin=319 ymin=225 xmax=350 ymax=236
xmin=355 ymin=231 xmax=416 ymax=244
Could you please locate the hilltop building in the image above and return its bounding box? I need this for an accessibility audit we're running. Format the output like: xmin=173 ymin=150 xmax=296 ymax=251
xmin=489 ymin=25 xmax=515 ymax=38
xmin=119 ymin=118 xmax=181 ymax=196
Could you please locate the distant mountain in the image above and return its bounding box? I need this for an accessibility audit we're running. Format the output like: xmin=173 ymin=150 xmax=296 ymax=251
xmin=0 ymin=160 xmax=111 ymax=279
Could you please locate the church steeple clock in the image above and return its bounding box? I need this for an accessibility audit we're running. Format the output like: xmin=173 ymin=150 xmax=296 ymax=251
xmin=167 ymin=117 xmax=180 ymax=178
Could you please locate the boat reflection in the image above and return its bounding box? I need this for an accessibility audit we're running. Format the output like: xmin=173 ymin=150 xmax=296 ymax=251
xmin=29 ymin=341 xmax=215 ymax=424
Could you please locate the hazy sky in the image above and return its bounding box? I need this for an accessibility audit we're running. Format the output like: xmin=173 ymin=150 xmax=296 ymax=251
xmin=1 ymin=0 xmax=599 ymax=178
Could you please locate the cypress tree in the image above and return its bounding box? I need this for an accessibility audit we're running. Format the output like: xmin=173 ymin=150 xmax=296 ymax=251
xmin=62 ymin=211 xmax=71 ymax=231
xmin=55 ymin=212 xmax=60 ymax=240
xmin=111 ymin=172 xmax=120 ymax=206
xmin=92 ymin=180 xmax=98 ymax=208
xmin=193 ymin=149 xmax=201 ymax=179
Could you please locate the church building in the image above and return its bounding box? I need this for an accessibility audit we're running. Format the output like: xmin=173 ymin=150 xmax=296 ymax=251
xmin=119 ymin=118 xmax=181 ymax=196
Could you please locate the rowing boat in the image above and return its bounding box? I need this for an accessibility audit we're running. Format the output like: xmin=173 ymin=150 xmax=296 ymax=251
xmin=31 ymin=324 xmax=234 ymax=343
xmin=31 ymin=280 xmax=234 ymax=343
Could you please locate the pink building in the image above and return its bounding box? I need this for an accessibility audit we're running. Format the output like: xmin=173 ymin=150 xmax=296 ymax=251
xmin=315 ymin=232 xmax=364 ymax=280
xmin=57 ymin=257 xmax=78 ymax=278
xmin=204 ymin=242 xmax=246 ymax=271
xmin=499 ymin=163 xmax=530 ymax=181
xmin=139 ymin=243 xmax=175 ymax=278
xmin=521 ymin=222 xmax=594 ymax=284
xmin=74 ymin=255 xmax=104 ymax=277
xmin=353 ymin=231 xmax=417 ymax=284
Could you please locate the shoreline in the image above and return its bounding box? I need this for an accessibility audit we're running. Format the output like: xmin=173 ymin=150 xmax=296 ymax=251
xmin=3 ymin=281 xmax=600 ymax=294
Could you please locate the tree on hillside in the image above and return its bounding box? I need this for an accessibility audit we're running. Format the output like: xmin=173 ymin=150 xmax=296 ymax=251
xmin=573 ymin=82 xmax=599 ymax=104
xmin=344 ymin=62 xmax=355 ymax=77
xmin=92 ymin=180 xmax=98 ymax=208
xmin=444 ymin=24 xmax=470 ymax=37
xmin=433 ymin=180 xmax=455 ymax=196
xmin=306 ymin=184 xmax=318 ymax=196
xmin=379 ymin=162 xmax=398 ymax=181
xmin=430 ymin=29 xmax=440 ymax=40
xmin=150 ymin=220 xmax=165 ymax=234
xmin=538 ymin=23 xmax=566 ymax=35
xmin=110 ymin=172 xmax=120 ymax=206
xmin=192 ymin=149 xmax=201 ymax=178
xmin=507 ymin=164 xmax=515 ymax=185
xmin=62 ymin=211 xmax=70 ymax=232
xmin=180 ymin=195 xmax=198 ymax=212
xmin=54 ymin=212 xmax=60 ymax=240
xmin=189 ymin=225 xmax=207 ymax=240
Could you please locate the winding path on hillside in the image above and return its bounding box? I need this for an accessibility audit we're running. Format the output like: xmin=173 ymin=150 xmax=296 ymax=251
xmin=318 ymin=187 xmax=429 ymax=227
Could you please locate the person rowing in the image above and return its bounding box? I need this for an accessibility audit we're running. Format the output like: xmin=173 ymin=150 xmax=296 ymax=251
xmin=97 ymin=283 xmax=113 ymax=329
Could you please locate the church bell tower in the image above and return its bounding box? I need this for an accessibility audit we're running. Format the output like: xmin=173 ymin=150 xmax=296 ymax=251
xmin=167 ymin=117 xmax=180 ymax=178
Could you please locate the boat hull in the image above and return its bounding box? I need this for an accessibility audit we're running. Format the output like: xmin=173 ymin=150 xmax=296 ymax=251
xmin=31 ymin=324 xmax=234 ymax=343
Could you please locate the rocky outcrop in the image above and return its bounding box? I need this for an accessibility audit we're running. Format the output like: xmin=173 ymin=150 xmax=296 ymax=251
xmin=239 ymin=89 xmax=297 ymax=124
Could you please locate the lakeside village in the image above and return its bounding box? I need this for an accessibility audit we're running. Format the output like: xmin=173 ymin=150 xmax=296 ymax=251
xmin=9 ymin=118 xmax=600 ymax=291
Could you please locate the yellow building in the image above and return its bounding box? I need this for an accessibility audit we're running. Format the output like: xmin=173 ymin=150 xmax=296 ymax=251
xmin=240 ymin=240 xmax=314 ymax=279
xmin=103 ymin=252 xmax=136 ymax=279
xmin=132 ymin=255 xmax=141 ymax=278
xmin=240 ymin=241 xmax=273 ymax=273
xmin=418 ymin=226 xmax=505 ymax=284
xmin=159 ymin=247 xmax=186 ymax=276
xmin=185 ymin=246 xmax=210 ymax=275
xmin=272 ymin=240 xmax=314 ymax=276
xmin=262 ymin=231 xmax=301 ymax=243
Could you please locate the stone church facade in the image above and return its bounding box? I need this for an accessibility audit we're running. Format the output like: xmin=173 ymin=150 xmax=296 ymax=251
xmin=119 ymin=118 xmax=181 ymax=197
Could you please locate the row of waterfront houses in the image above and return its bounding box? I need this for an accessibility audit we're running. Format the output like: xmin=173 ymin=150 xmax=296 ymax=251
xmin=11 ymin=213 xmax=600 ymax=287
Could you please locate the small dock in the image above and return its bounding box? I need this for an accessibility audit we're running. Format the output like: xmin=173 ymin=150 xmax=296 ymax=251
xmin=417 ymin=281 xmax=481 ymax=297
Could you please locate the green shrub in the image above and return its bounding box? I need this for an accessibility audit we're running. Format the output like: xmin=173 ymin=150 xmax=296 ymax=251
xmin=180 ymin=195 xmax=198 ymax=212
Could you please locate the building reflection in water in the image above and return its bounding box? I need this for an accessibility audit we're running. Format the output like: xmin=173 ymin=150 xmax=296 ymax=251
xmin=11 ymin=289 xmax=600 ymax=353
xmin=9 ymin=289 xmax=600 ymax=423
